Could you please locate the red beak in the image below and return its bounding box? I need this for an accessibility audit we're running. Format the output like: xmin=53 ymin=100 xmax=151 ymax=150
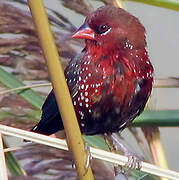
xmin=72 ymin=22 xmax=95 ymax=40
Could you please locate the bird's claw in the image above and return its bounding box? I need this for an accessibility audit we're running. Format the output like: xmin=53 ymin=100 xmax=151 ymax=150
xmin=72 ymin=160 xmax=76 ymax=169
xmin=71 ymin=143 xmax=92 ymax=173
xmin=84 ymin=142 xmax=92 ymax=170
xmin=112 ymin=154 xmax=141 ymax=178
xmin=124 ymin=153 xmax=142 ymax=171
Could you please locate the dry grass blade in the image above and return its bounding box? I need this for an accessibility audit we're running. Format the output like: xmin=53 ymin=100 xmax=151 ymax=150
xmin=154 ymin=78 xmax=179 ymax=88
xmin=4 ymin=146 xmax=23 ymax=153
xmin=142 ymin=127 xmax=169 ymax=180
xmin=60 ymin=0 xmax=93 ymax=16
xmin=0 ymin=83 xmax=51 ymax=95
xmin=0 ymin=2 xmax=77 ymax=80
xmin=99 ymin=0 xmax=125 ymax=8
xmin=0 ymin=133 xmax=8 ymax=180
xmin=0 ymin=125 xmax=179 ymax=180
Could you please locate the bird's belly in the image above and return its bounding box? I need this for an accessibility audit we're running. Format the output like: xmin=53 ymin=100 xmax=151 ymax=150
xmin=72 ymin=78 xmax=151 ymax=135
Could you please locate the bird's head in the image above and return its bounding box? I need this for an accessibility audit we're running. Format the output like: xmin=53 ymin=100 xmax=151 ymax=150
xmin=73 ymin=6 xmax=146 ymax=53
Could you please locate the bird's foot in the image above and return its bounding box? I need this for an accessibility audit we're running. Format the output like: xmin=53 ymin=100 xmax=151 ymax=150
xmin=110 ymin=133 xmax=142 ymax=170
xmin=71 ymin=143 xmax=92 ymax=173
xmin=112 ymin=154 xmax=141 ymax=179
xmin=124 ymin=152 xmax=142 ymax=171
xmin=113 ymin=165 xmax=129 ymax=179
xmin=71 ymin=160 xmax=76 ymax=169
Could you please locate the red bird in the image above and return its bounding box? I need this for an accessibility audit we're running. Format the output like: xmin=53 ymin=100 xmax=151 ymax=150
xmin=32 ymin=6 xmax=153 ymax=141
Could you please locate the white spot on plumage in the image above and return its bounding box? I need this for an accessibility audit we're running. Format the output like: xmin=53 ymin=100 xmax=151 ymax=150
xmin=86 ymin=104 xmax=89 ymax=108
xmin=96 ymin=83 xmax=101 ymax=88
xmin=79 ymin=111 xmax=84 ymax=119
xmin=79 ymin=102 xmax=83 ymax=106
xmin=85 ymin=85 xmax=89 ymax=90
xmin=81 ymin=84 xmax=84 ymax=89
xmin=88 ymin=73 xmax=91 ymax=77
xmin=73 ymin=101 xmax=76 ymax=106
xmin=129 ymin=44 xmax=133 ymax=50
xmin=85 ymin=92 xmax=88 ymax=96
xmin=85 ymin=98 xmax=89 ymax=103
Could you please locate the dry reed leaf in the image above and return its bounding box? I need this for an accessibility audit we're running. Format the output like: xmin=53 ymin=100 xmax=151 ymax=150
xmin=0 ymin=2 xmax=78 ymax=80
xmin=60 ymin=0 xmax=93 ymax=16
xmin=14 ymin=143 xmax=114 ymax=180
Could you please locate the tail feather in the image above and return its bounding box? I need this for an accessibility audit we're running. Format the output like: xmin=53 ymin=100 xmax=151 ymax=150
xmin=31 ymin=90 xmax=64 ymax=135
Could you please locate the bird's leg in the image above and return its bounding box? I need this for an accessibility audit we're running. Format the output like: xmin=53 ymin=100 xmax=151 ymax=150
xmin=111 ymin=133 xmax=142 ymax=170
xmin=104 ymin=133 xmax=123 ymax=176
xmin=104 ymin=133 xmax=142 ymax=176
xmin=84 ymin=142 xmax=92 ymax=170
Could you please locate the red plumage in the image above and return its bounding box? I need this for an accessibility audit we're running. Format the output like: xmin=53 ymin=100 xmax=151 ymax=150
xmin=32 ymin=6 xmax=153 ymax=136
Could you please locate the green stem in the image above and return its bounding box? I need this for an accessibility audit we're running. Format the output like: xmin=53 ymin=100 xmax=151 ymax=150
xmin=133 ymin=110 xmax=179 ymax=126
xmin=128 ymin=0 xmax=179 ymax=11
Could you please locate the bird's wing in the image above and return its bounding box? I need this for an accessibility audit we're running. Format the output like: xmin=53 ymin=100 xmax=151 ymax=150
xmin=31 ymin=51 xmax=85 ymax=135
xmin=65 ymin=50 xmax=85 ymax=98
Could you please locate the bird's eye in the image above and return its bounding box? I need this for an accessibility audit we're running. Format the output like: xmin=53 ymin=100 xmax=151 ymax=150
xmin=98 ymin=24 xmax=110 ymax=34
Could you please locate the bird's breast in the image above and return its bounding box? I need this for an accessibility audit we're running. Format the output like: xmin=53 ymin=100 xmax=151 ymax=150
xmin=65 ymin=48 xmax=153 ymax=134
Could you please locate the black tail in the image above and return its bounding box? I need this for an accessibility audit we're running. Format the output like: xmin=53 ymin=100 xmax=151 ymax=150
xmin=31 ymin=90 xmax=64 ymax=135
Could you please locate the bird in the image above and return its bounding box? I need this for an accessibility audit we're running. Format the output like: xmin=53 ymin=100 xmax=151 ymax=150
xmin=31 ymin=5 xmax=153 ymax=170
